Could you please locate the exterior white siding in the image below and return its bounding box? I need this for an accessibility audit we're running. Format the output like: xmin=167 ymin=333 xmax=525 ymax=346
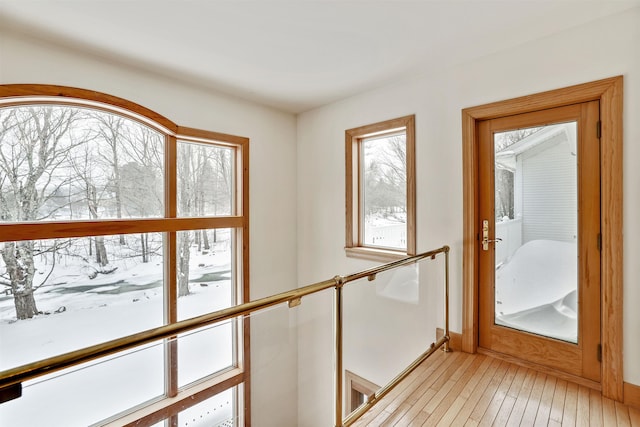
xmin=520 ymin=132 xmax=577 ymax=243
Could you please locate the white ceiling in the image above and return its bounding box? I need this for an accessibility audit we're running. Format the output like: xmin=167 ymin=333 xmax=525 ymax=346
xmin=0 ymin=1 xmax=638 ymax=113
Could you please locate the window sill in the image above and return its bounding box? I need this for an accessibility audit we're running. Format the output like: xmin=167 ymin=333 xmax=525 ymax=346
xmin=345 ymin=246 xmax=409 ymax=263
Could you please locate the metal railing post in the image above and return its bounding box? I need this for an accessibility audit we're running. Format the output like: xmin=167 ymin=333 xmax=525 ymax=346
xmin=443 ymin=246 xmax=452 ymax=352
xmin=334 ymin=275 xmax=344 ymax=427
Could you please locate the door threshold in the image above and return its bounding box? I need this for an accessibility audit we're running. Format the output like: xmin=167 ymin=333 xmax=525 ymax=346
xmin=477 ymin=347 xmax=601 ymax=392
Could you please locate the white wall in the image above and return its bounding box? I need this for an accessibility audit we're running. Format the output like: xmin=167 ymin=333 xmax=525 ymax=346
xmin=297 ymin=7 xmax=640 ymax=425
xmin=0 ymin=28 xmax=299 ymax=426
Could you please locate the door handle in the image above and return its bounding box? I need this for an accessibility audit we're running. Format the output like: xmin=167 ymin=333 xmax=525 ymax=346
xmin=482 ymin=219 xmax=502 ymax=251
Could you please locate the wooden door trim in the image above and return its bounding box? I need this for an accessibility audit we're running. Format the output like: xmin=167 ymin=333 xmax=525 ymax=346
xmin=461 ymin=76 xmax=623 ymax=401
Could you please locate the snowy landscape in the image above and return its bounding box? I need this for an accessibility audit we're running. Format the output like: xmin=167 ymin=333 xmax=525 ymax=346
xmin=495 ymin=239 xmax=578 ymax=343
xmin=0 ymin=104 xmax=240 ymax=425
xmin=0 ymin=242 xmax=236 ymax=426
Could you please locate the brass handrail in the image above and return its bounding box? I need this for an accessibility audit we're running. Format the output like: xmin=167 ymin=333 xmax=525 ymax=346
xmin=0 ymin=245 xmax=449 ymax=400
xmin=0 ymin=245 xmax=451 ymax=422
xmin=0 ymin=277 xmax=338 ymax=393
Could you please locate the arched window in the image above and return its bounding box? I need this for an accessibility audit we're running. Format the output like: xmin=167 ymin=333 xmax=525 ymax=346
xmin=0 ymin=85 xmax=249 ymax=426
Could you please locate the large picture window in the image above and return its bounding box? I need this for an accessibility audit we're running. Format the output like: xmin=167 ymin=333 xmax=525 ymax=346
xmin=345 ymin=115 xmax=416 ymax=261
xmin=0 ymin=86 xmax=249 ymax=426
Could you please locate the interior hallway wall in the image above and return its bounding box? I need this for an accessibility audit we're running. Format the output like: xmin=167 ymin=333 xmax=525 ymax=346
xmin=296 ymin=7 xmax=640 ymax=426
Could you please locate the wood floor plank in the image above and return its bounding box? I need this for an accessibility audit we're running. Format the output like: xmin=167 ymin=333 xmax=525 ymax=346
xmin=629 ymin=407 xmax=640 ymax=427
xmin=562 ymin=381 xmax=578 ymax=426
xmin=387 ymin=356 xmax=460 ymax=427
xmin=533 ymin=375 xmax=557 ymax=426
xmin=364 ymin=409 xmax=394 ymax=427
xmin=445 ymin=351 xmax=477 ymax=382
xmin=576 ymin=385 xmax=591 ymax=426
xmin=419 ymin=379 xmax=456 ymax=422
xmin=477 ymin=364 xmax=519 ymax=426
xmin=457 ymin=355 xmax=495 ymax=400
xmin=409 ymin=410 xmax=430 ymax=426
xmin=603 ymin=397 xmax=619 ymax=427
xmin=428 ymin=352 xmax=468 ymax=393
xmin=405 ymin=352 xmax=462 ymax=406
xmin=420 ymin=354 xmax=487 ymax=426
xmin=467 ymin=360 xmax=509 ymax=423
xmin=549 ymin=379 xmax=568 ymax=423
xmin=521 ymin=371 xmax=547 ymax=425
xmin=615 ymin=400 xmax=632 ymax=427
xmin=378 ymin=402 xmax=412 ymax=427
xmin=491 ymin=395 xmax=516 ymax=427
xmin=492 ymin=366 xmax=528 ymax=426
xmin=393 ymin=388 xmax=437 ymax=426
xmin=353 ymin=351 xmax=640 ymax=427
xmin=434 ymin=396 xmax=466 ymax=427
xmin=506 ymin=368 xmax=537 ymax=425
xmin=506 ymin=365 xmax=529 ymax=399
xmin=590 ymin=388 xmax=605 ymax=427
xmin=450 ymin=358 xmax=503 ymax=425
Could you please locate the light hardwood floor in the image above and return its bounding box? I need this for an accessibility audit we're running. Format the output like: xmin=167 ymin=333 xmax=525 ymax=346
xmin=352 ymin=350 xmax=640 ymax=426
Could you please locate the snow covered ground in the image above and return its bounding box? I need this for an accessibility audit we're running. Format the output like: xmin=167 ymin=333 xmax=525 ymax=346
xmin=495 ymin=239 xmax=577 ymax=343
xmin=364 ymin=212 xmax=406 ymax=250
xmin=0 ymin=245 xmax=236 ymax=426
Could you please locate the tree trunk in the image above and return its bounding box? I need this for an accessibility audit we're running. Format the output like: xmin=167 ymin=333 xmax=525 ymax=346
xmin=107 ymin=119 xmax=126 ymax=245
xmin=203 ymin=230 xmax=210 ymax=251
xmin=95 ymin=236 xmax=108 ymax=266
xmin=177 ymin=232 xmax=191 ymax=297
xmin=13 ymin=290 xmax=39 ymax=320
xmin=196 ymin=229 xmax=202 ymax=252
xmin=141 ymin=233 xmax=148 ymax=263
xmin=87 ymin=183 xmax=108 ymax=266
xmin=2 ymin=241 xmax=39 ymax=319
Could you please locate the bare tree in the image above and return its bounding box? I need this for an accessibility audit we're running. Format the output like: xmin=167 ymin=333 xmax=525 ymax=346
xmin=208 ymin=147 xmax=232 ymax=243
xmin=120 ymin=125 xmax=163 ymax=262
xmin=177 ymin=144 xmax=195 ymax=297
xmin=363 ymin=135 xmax=406 ymax=218
xmin=176 ymin=142 xmax=231 ymax=296
xmin=90 ymin=113 xmax=128 ymax=244
xmin=69 ymin=141 xmax=111 ymax=266
xmin=0 ymin=106 xmax=81 ymax=319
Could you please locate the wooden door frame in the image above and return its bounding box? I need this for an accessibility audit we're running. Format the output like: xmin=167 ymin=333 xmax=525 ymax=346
xmin=461 ymin=76 xmax=623 ymax=401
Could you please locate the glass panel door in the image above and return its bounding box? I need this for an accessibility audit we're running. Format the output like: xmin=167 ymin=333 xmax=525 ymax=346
xmin=477 ymin=101 xmax=601 ymax=382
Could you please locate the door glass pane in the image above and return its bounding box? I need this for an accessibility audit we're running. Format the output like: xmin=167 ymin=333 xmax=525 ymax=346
xmin=493 ymin=123 xmax=578 ymax=343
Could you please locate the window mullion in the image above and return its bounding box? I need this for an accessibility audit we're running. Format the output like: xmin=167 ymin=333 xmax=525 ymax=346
xmin=165 ymin=135 xmax=178 ymax=398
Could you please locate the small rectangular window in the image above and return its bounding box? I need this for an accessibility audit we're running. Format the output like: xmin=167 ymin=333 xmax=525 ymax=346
xmin=345 ymin=115 xmax=415 ymax=261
